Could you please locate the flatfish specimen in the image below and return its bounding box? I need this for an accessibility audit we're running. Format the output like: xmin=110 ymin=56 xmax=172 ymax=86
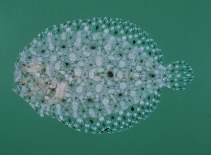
xmin=13 ymin=17 xmax=194 ymax=134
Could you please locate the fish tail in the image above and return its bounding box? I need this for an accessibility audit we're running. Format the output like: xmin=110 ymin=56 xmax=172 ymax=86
xmin=163 ymin=60 xmax=194 ymax=90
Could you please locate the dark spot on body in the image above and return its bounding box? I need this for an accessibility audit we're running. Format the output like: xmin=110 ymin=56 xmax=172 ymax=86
xmin=50 ymin=88 xmax=56 ymax=92
xmin=89 ymin=119 xmax=93 ymax=124
xmin=95 ymin=25 xmax=99 ymax=30
xmin=118 ymin=93 xmax=123 ymax=97
xmin=107 ymin=71 xmax=113 ymax=77
xmin=119 ymin=53 xmax=122 ymax=57
xmin=90 ymin=46 xmax=96 ymax=50
xmin=149 ymin=73 xmax=155 ymax=78
xmin=101 ymin=127 xmax=109 ymax=133
xmin=87 ymin=98 xmax=93 ymax=102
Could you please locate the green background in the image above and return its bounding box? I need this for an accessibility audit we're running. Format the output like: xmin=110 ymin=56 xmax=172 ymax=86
xmin=0 ymin=0 xmax=210 ymax=154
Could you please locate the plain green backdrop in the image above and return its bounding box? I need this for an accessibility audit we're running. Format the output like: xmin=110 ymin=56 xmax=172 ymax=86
xmin=0 ymin=0 xmax=210 ymax=155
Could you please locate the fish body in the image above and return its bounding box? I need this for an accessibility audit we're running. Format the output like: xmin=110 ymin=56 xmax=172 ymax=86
xmin=13 ymin=17 xmax=194 ymax=134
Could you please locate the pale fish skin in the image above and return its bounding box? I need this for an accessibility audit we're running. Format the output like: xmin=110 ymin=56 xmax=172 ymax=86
xmin=13 ymin=17 xmax=194 ymax=134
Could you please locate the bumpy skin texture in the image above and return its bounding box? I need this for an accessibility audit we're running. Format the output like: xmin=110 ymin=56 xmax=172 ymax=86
xmin=13 ymin=17 xmax=193 ymax=134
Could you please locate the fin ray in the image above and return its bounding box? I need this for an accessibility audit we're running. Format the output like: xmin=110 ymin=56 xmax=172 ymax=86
xmin=164 ymin=60 xmax=194 ymax=90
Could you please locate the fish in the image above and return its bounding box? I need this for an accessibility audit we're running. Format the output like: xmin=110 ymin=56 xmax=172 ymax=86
xmin=13 ymin=17 xmax=194 ymax=134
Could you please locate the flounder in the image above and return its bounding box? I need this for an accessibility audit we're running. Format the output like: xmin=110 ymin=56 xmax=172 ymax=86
xmin=13 ymin=17 xmax=194 ymax=134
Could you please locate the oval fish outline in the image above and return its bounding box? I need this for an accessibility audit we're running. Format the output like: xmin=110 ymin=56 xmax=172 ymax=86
xmin=13 ymin=17 xmax=194 ymax=134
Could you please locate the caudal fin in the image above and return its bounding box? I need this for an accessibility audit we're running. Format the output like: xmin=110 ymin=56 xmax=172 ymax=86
xmin=164 ymin=60 xmax=194 ymax=90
